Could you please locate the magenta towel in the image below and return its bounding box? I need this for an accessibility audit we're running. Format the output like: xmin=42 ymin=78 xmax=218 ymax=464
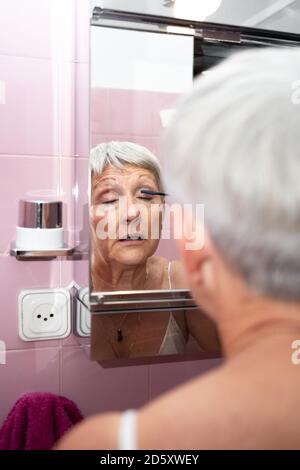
xmin=0 ymin=392 xmax=83 ymax=450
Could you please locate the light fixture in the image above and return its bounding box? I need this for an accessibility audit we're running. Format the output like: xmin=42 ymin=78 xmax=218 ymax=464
xmin=164 ymin=0 xmax=222 ymax=21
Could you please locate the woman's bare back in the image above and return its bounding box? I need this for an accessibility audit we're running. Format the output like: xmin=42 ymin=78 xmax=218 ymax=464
xmin=138 ymin=332 xmax=300 ymax=449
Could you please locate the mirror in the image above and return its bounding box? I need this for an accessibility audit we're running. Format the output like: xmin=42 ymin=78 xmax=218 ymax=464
xmin=88 ymin=3 xmax=300 ymax=362
xmin=90 ymin=25 xmax=194 ymax=298
xmin=91 ymin=1 xmax=300 ymax=361
xmin=89 ymin=22 xmax=222 ymax=362
xmin=87 ymin=7 xmax=300 ymax=362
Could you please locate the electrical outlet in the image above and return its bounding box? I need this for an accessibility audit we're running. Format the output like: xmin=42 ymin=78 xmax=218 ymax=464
xmin=76 ymin=287 xmax=91 ymax=337
xmin=19 ymin=288 xmax=71 ymax=341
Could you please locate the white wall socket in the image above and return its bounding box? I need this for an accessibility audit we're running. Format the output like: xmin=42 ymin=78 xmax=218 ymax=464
xmin=19 ymin=288 xmax=71 ymax=341
xmin=76 ymin=287 xmax=91 ymax=337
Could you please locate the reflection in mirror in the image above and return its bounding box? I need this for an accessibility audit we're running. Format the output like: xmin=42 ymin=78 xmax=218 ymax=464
xmin=89 ymin=24 xmax=221 ymax=361
xmin=90 ymin=141 xmax=168 ymax=293
xmin=90 ymin=26 xmax=194 ymax=297
xmin=91 ymin=309 xmax=221 ymax=360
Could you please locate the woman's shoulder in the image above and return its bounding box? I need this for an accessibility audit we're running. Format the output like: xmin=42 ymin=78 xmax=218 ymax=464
xmin=169 ymin=259 xmax=189 ymax=289
xmin=149 ymin=256 xmax=189 ymax=289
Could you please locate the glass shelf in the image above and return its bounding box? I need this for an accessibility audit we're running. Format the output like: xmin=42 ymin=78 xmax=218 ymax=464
xmin=10 ymin=242 xmax=74 ymax=261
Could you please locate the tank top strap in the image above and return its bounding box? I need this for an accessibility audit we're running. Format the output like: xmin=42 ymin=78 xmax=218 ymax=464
xmin=167 ymin=260 xmax=172 ymax=290
xmin=159 ymin=260 xmax=186 ymax=355
xmin=118 ymin=409 xmax=138 ymax=450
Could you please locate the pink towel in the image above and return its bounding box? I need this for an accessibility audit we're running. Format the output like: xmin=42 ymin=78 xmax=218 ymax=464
xmin=0 ymin=392 xmax=83 ymax=450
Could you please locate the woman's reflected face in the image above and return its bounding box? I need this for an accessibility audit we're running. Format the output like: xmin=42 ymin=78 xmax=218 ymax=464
xmin=91 ymin=164 xmax=164 ymax=266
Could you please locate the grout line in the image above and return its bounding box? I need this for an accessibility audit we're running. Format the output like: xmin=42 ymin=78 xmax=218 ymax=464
xmin=0 ymin=50 xmax=88 ymax=64
xmin=4 ymin=346 xmax=62 ymax=353
xmin=0 ymin=154 xmax=61 ymax=159
xmin=0 ymin=154 xmax=88 ymax=160
xmin=148 ymin=365 xmax=152 ymax=401
xmin=59 ymin=344 xmax=63 ymax=395
xmin=4 ymin=343 xmax=87 ymax=354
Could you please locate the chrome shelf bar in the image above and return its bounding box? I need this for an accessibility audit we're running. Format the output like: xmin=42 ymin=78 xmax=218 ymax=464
xmin=87 ymin=289 xmax=197 ymax=313
xmin=10 ymin=242 xmax=74 ymax=261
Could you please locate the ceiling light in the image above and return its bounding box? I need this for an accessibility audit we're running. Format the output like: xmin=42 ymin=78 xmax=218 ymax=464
xmin=165 ymin=0 xmax=222 ymax=21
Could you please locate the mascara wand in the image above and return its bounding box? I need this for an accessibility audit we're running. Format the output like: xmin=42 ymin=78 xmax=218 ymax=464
xmin=140 ymin=189 xmax=169 ymax=197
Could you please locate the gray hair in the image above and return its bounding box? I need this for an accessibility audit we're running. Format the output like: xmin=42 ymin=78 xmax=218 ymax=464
xmin=90 ymin=141 xmax=164 ymax=192
xmin=163 ymin=47 xmax=300 ymax=301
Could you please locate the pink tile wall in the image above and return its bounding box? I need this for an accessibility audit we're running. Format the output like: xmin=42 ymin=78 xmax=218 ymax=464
xmin=0 ymin=0 xmax=220 ymax=429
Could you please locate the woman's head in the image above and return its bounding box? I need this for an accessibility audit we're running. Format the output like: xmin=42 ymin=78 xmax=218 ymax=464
xmin=90 ymin=141 xmax=165 ymax=267
xmin=163 ymin=47 xmax=300 ymax=315
xmin=90 ymin=141 xmax=164 ymax=191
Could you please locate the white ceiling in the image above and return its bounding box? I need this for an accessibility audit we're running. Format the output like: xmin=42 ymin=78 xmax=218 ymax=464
xmin=92 ymin=0 xmax=300 ymax=34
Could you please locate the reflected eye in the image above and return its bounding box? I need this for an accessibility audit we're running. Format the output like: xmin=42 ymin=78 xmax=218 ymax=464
xmin=102 ymin=199 xmax=118 ymax=205
xmin=99 ymin=192 xmax=119 ymax=205
xmin=137 ymin=188 xmax=156 ymax=201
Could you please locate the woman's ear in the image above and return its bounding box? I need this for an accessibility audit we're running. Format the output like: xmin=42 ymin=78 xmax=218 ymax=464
xmin=176 ymin=228 xmax=218 ymax=317
xmin=177 ymin=230 xmax=211 ymax=281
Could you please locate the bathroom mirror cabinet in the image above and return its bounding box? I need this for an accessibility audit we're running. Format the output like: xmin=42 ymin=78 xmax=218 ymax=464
xmin=84 ymin=6 xmax=300 ymax=364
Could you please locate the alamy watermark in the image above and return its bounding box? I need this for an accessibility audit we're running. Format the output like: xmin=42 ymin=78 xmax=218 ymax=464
xmin=291 ymin=80 xmax=300 ymax=105
xmin=92 ymin=198 xmax=205 ymax=251
xmin=0 ymin=80 xmax=5 ymax=105
xmin=0 ymin=340 xmax=6 ymax=365
xmin=291 ymin=340 xmax=300 ymax=365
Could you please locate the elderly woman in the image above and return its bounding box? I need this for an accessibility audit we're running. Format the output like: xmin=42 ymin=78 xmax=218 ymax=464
xmin=57 ymin=46 xmax=300 ymax=450
xmin=90 ymin=141 xmax=219 ymax=358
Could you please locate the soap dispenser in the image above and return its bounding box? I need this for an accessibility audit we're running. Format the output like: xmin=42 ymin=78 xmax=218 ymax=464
xmin=15 ymin=199 xmax=64 ymax=250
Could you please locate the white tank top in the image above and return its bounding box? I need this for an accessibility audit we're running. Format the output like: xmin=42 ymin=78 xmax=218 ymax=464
xmin=158 ymin=261 xmax=186 ymax=355
xmin=117 ymin=260 xmax=186 ymax=450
